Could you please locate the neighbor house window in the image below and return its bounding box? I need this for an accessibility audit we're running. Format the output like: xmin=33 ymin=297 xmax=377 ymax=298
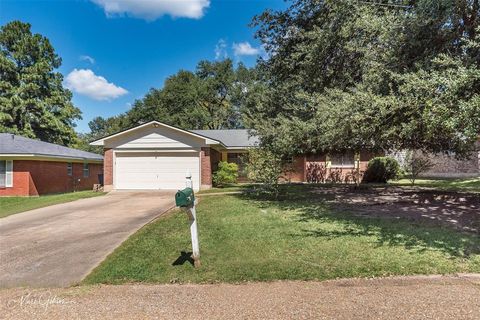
xmin=330 ymin=152 xmax=355 ymax=167
xmin=67 ymin=163 xmax=73 ymax=176
xmin=83 ymin=163 xmax=89 ymax=177
xmin=0 ymin=160 xmax=13 ymax=188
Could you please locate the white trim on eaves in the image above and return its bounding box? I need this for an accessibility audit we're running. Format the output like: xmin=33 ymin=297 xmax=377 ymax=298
xmin=90 ymin=120 xmax=223 ymax=147
xmin=0 ymin=154 xmax=103 ymax=163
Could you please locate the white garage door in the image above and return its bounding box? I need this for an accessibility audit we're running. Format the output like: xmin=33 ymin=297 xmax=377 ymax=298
xmin=115 ymin=152 xmax=200 ymax=190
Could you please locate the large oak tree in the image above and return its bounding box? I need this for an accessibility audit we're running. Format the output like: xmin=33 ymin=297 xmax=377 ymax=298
xmin=126 ymin=59 xmax=259 ymax=130
xmin=248 ymin=0 xmax=480 ymax=157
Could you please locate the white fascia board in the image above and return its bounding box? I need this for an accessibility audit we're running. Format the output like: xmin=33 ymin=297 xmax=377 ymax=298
xmin=89 ymin=120 xmax=224 ymax=147
xmin=90 ymin=140 xmax=104 ymax=146
xmin=205 ymin=139 xmax=223 ymax=145
xmin=114 ymin=148 xmax=201 ymax=153
xmin=89 ymin=121 xmax=158 ymax=146
xmin=0 ymin=154 xmax=103 ymax=163
xmin=224 ymin=146 xmax=257 ymax=150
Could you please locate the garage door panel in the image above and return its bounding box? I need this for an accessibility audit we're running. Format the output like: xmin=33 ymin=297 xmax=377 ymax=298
xmin=115 ymin=152 xmax=200 ymax=190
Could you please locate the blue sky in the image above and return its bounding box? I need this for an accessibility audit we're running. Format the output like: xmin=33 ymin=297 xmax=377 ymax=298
xmin=0 ymin=0 xmax=286 ymax=132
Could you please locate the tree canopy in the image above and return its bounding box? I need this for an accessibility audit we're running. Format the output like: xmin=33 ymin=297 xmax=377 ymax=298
xmin=122 ymin=59 xmax=259 ymax=130
xmin=4 ymin=3 xmax=478 ymax=158
xmin=248 ymin=0 xmax=480 ymax=157
xmin=0 ymin=21 xmax=81 ymax=146
xmin=79 ymin=59 xmax=260 ymax=150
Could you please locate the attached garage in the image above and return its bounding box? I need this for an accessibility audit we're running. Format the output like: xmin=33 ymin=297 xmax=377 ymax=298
xmin=115 ymin=152 xmax=200 ymax=190
xmin=90 ymin=121 xmax=225 ymax=191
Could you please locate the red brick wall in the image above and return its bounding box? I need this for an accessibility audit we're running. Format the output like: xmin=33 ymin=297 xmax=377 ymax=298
xmin=0 ymin=160 xmax=103 ymax=196
xmin=304 ymin=151 xmax=380 ymax=183
xmin=359 ymin=150 xmax=377 ymax=171
xmin=210 ymin=148 xmax=221 ymax=173
xmin=200 ymin=151 xmax=379 ymax=185
xmin=104 ymin=149 xmax=113 ymax=187
xmin=282 ymin=156 xmax=306 ymax=182
xmin=0 ymin=161 xmax=30 ymax=196
xmin=200 ymin=147 xmax=212 ymax=188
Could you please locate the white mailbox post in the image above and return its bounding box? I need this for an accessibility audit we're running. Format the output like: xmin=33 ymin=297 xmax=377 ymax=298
xmin=185 ymin=172 xmax=200 ymax=267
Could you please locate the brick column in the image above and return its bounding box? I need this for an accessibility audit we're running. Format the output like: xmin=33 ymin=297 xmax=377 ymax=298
xmin=104 ymin=148 xmax=113 ymax=191
xmin=200 ymin=147 xmax=212 ymax=189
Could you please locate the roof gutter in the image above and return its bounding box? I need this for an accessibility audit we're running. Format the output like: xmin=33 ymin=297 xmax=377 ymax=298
xmin=0 ymin=154 xmax=103 ymax=163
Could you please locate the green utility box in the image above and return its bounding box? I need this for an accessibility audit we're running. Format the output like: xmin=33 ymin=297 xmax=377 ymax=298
xmin=175 ymin=187 xmax=195 ymax=207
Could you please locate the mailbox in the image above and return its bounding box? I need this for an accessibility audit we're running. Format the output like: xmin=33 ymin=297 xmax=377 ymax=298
xmin=175 ymin=187 xmax=195 ymax=207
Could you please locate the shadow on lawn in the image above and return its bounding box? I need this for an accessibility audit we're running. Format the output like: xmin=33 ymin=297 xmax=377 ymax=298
xmin=295 ymin=206 xmax=479 ymax=258
xmin=172 ymin=251 xmax=194 ymax=266
xmin=236 ymin=185 xmax=480 ymax=259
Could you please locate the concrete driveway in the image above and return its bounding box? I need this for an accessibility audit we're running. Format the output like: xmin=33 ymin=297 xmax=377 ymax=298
xmin=0 ymin=191 xmax=175 ymax=288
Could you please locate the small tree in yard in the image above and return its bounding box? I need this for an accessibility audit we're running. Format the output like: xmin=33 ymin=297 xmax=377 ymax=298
xmin=403 ymin=151 xmax=434 ymax=186
xmin=246 ymin=148 xmax=285 ymax=198
xmin=212 ymin=161 xmax=238 ymax=187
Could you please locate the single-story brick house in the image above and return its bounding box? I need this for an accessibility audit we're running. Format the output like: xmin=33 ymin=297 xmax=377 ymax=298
xmin=91 ymin=121 xmax=377 ymax=191
xmin=0 ymin=133 xmax=103 ymax=196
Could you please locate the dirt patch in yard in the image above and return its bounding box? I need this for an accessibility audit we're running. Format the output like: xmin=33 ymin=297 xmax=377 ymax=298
xmin=310 ymin=186 xmax=480 ymax=234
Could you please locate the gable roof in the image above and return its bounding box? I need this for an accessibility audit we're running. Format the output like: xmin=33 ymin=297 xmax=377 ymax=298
xmin=90 ymin=121 xmax=222 ymax=146
xmin=192 ymin=129 xmax=258 ymax=148
xmin=89 ymin=120 xmax=259 ymax=149
xmin=0 ymin=133 xmax=103 ymax=162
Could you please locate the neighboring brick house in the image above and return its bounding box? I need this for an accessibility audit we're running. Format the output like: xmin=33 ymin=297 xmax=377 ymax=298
xmin=0 ymin=133 xmax=103 ymax=196
xmin=421 ymin=140 xmax=480 ymax=178
xmin=90 ymin=121 xmax=379 ymax=191
xmin=390 ymin=141 xmax=480 ymax=178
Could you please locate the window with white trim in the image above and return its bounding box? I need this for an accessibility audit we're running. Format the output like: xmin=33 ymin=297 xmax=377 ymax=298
xmin=330 ymin=152 xmax=355 ymax=168
xmin=0 ymin=160 xmax=13 ymax=188
xmin=83 ymin=163 xmax=89 ymax=178
xmin=67 ymin=163 xmax=73 ymax=176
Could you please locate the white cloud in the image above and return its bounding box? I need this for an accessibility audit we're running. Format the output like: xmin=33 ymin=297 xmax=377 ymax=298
xmin=80 ymin=55 xmax=95 ymax=64
xmin=233 ymin=42 xmax=261 ymax=56
xmin=65 ymin=69 xmax=128 ymax=101
xmin=91 ymin=0 xmax=210 ymax=20
xmin=214 ymin=39 xmax=227 ymax=60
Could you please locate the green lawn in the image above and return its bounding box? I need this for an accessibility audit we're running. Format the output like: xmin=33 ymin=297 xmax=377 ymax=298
xmin=390 ymin=177 xmax=480 ymax=192
xmin=84 ymin=185 xmax=480 ymax=285
xmin=197 ymin=183 xmax=254 ymax=194
xmin=0 ymin=191 xmax=106 ymax=218
xmin=198 ymin=178 xmax=480 ymax=195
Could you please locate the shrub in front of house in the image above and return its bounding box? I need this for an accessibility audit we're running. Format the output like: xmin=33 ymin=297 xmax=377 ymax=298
xmin=213 ymin=161 xmax=239 ymax=187
xmin=362 ymin=157 xmax=400 ymax=183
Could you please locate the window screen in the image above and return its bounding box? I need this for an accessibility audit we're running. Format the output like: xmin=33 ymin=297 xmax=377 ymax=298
xmin=330 ymin=152 xmax=355 ymax=167
xmin=83 ymin=163 xmax=89 ymax=178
